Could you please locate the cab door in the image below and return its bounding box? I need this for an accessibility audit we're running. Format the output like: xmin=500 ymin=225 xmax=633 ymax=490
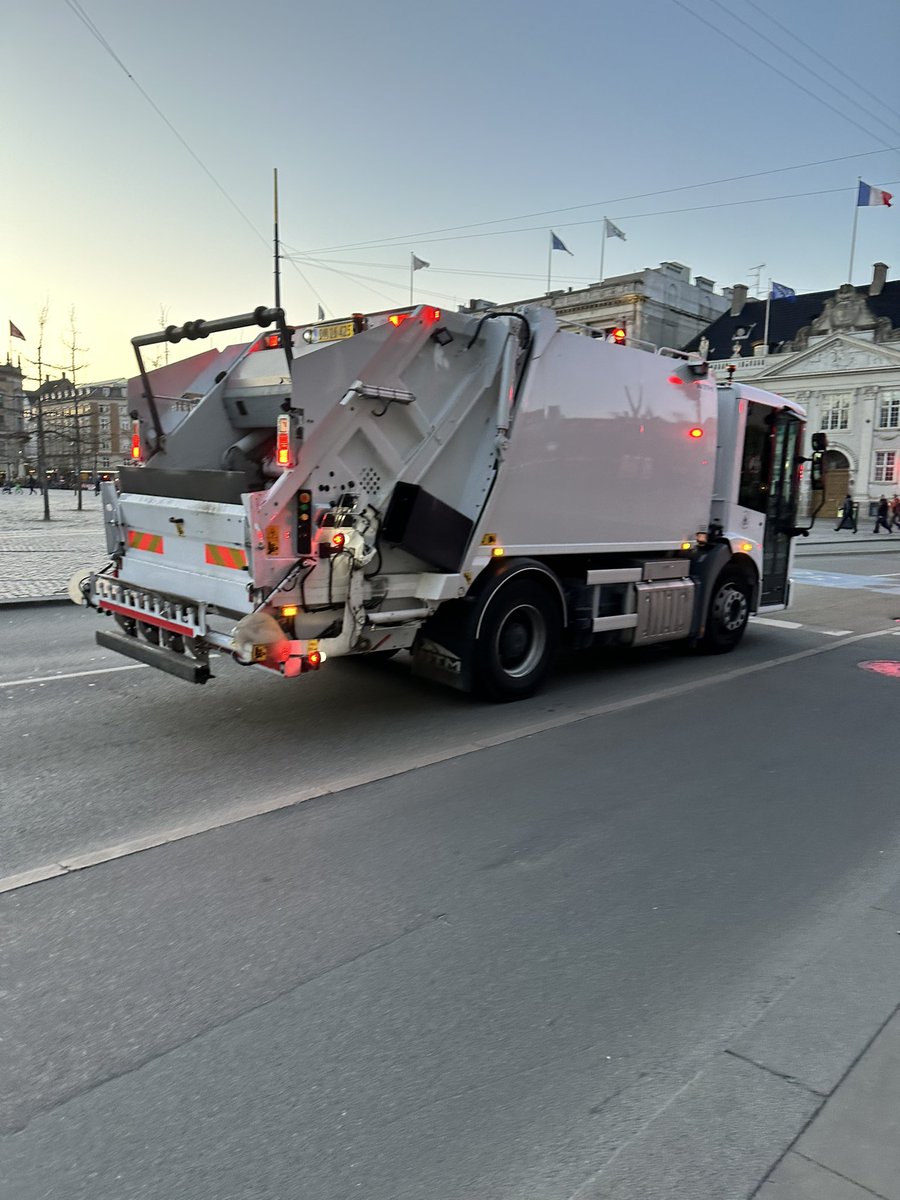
xmin=738 ymin=403 xmax=802 ymax=607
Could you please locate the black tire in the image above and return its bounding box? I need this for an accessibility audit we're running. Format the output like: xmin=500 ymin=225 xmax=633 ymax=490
xmin=700 ymin=570 xmax=751 ymax=654
xmin=472 ymin=576 xmax=561 ymax=702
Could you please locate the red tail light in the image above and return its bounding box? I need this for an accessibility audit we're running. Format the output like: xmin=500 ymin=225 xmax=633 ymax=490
xmin=388 ymin=312 xmax=411 ymax=327
xmin=276 ymin=414 xmax=293 ymax=468
xmin=130 ymin=420 xmax=142 ymax=461
xmin=250 ymin=331 xmax=283 ymax=352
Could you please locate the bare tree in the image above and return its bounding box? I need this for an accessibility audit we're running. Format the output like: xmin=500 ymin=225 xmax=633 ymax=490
xmin=61 ymin=307 xmax=90 ymax=511
xmin=25 ymin=303 xmax=54 ymax=521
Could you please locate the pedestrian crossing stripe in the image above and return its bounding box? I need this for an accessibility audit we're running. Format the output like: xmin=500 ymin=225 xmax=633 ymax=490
xmin=204 ymin=543 xmax=248 ymax=570
xmin=127 ymin=530 xmax=163 ymax=554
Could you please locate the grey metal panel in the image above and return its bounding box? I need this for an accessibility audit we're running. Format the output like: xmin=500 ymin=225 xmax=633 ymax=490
xmin=592 ymin=614 xmax=639 ymax=632
xmin=633 ymin=579 xmax=695 ymax=643
xmin=641 ymin=559 xmax=691 ymax=581
xmin=586 ymin=568 xmax=642 ymax=584
xmin=120 ymin=467 xmax=250 ymax=504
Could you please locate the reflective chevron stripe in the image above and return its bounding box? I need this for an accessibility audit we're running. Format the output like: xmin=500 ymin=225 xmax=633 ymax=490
xmin=204 ymin=543 xmax=248 ymax=570
xmin=127 ymin=530 xmax=163 ymax=553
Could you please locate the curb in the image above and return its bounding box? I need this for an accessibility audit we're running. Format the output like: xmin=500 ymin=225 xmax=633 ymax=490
xmin=0 ymin=595 xmax=72 ymax=609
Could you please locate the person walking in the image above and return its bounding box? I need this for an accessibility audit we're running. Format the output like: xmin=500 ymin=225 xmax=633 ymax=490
xmin=28 ymin=476 xmax=36 ymax=494
xmin=873 ymin=495 xmax=893 ymax=534
xmin=890 ymin=494 xmax=900 ymax=531
xmin=835 ymin=494 xmax=857 ymax=532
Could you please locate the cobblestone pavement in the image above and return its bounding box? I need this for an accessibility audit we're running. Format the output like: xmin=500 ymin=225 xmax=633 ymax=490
xmin=0 ymin=491 xmax=110 ymax=602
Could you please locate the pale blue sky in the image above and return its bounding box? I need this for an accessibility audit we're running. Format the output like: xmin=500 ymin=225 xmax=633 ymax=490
xmin=4 ymin=0 xmax=899 ymax=381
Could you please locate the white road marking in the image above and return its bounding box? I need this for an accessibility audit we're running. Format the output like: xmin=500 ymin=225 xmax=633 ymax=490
xmin=751 ymin=617 xmax=803 ymax=629
xmin=2 ymin=624 xmax=898 ymax=897
xmin=0 ymin=664 xmax=147 ymax=688
xmin=819 ymin=629 xmax=854 ymax=637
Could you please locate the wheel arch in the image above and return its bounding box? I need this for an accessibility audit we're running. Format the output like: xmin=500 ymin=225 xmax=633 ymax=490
xmin=689 ymin=543 xmax=760 ymax=640
xmin=470 ymin=558 xmax=567 ymax=640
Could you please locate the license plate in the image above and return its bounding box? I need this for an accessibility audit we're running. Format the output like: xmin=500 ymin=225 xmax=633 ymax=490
xmin=317 ymin=321 xmax=354 ymax=343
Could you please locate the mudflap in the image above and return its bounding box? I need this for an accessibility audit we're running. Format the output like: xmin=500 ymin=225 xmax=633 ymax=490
xmin=411 ymin=597 xmax=477 ymax=692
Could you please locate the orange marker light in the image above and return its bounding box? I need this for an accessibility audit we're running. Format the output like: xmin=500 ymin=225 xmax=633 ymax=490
xmin=740 ymin=542 xmax=753 ymax=552
xmin=130 ymin=419 xmax=142 ymax=461
xmin=307 ymin=650 xmax=322 ymax=668
xmin=681 ymin=542 xmax=692 ymax=551
xmin=281 ymin=605 xmax=299 ymax=617
xmin=332 ymin=532 xmax=346 ymax=549
xmin=491 ymin=546 xmax=505 ymax=557
xmin=689 ymin=427 xmax=704 ymax=439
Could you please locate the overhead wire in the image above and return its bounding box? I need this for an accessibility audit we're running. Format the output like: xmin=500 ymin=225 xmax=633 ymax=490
xmin=741 ymin=0 xmax=900 ymax=131
xmin=707 ymin=0 xmax=900 ymax=142
xmin=291 ymin=146 xmax=899 ymax=257
xmin=673 ymin=0 xmax=900 ymax=160
xmin=285 ymin=180 xmax=900 ymax=257
xmin=62 ymin=0 xmax=329 ymax=313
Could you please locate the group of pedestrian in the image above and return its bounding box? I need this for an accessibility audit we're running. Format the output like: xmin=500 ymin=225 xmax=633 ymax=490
xmin=1 ymin=476 xmax=37 ymax=494
xmin=873 ymin=495 xmax=900 ymax=534
xmin=835 ymin=494 xmax=900 ymax=533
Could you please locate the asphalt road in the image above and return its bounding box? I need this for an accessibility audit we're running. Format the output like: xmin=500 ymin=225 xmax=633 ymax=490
xmin=3 ymin=563 xmax=900 ymax=1198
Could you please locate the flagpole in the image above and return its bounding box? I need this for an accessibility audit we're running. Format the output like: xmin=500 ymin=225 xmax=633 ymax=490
xmin=410 ymin=253 xmax=414 ymax=305
xmin=763 ymin=279 xmax=771 ymax=354
xmin=547 ymin=233 xmax=552 ymax=293
xmin=273 ymin=167 xmax=281 ymax=310
xmin=848 ymin=177 xmax=861 ymax=283
xmin=599 ymin=219 xmax=607 ymax=284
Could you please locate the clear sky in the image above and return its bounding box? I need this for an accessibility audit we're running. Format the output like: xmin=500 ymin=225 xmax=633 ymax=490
xmin=4 ymin=0 xmax=899 ymax=383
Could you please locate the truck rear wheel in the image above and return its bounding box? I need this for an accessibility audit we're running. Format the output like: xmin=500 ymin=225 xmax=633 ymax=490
xmin=700 ymin=570 xmax=750 ymax=654
xmin=473 ymin=577 xmax=560 ymax=702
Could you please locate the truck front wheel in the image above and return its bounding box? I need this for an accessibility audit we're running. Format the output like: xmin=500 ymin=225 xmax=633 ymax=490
xmin=473 ymin=577 xmax=561 ymax=701
xmin=700 ymin=570 xmax=751 ymax=654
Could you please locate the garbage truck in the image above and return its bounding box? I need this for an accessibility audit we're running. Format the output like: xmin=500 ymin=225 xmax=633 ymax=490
xmin=74 ymin=302 xmax=823 ymax=701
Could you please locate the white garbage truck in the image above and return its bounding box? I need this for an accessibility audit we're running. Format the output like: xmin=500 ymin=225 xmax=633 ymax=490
xmin=75 ymin=302 xmax=824 ymax=700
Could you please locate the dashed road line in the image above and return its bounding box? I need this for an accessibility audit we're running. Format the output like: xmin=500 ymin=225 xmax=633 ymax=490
xmin=1 ymin=664 xmax=147 ymax=688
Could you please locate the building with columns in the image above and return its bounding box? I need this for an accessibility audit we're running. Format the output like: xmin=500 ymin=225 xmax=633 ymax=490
xmin=462 ymin=261 xmax=731 ymax=349
xmin=686 ymin=264 xmax=900 ymax=519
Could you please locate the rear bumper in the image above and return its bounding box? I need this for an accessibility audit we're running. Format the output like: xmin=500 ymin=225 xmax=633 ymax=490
xmin=96 ymin=629 xmax=212 ymax=684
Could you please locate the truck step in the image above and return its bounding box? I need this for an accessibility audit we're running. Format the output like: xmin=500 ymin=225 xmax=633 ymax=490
xmin=96 ymin=629 xmax=212 ymax=684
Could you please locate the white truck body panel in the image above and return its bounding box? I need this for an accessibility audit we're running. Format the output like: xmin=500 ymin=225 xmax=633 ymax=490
xmin=471 ymin=311 xmax=717 ymax=558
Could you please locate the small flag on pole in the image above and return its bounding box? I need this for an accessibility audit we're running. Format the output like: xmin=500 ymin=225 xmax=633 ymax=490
xmin=317 ymin=304 xmax=325 ymax=322
xmin=857 ymin=181 xmax=892 ymax=207
xmin=550 ymin=232 xmax=573 ymax=254
xmin=605 ymin=219 xmax=626 ymax=241
xmin=412 ymin=254 xmax=430 ymax=271
xmin=770 ymin=282 xmax=796 ymax=301
xmin=9 ymin=320 xmax=25 ymax=340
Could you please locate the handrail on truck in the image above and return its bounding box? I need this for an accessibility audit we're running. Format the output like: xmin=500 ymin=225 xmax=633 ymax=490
xmin=130 ymin=306 xmax=293 ymax=453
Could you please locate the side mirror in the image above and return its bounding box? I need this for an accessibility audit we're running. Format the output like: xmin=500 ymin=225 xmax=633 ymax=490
xmin=811 ymin=431 xmax=828 ymax=453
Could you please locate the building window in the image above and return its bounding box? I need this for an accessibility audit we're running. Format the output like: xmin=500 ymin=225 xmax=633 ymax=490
xmin=878 ymin=390 xmax=900 ymax=429
xmin=821 ymin=393 xmax=850 ymax=430
xmin=874 ymin=451 xmax=897 ymax=484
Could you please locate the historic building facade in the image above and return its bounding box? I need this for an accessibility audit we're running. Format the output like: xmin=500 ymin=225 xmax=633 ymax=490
xmin=463 ymin=261 xmax=731 ymax=350
xmin=689 ymin=266 xmax=900 ymax=518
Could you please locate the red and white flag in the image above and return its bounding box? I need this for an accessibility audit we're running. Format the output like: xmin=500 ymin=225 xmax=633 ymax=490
xmin=9 ymin=320 xmax=25 ymax=340
xmin=857 ymin=181 xmax=893 ymax=207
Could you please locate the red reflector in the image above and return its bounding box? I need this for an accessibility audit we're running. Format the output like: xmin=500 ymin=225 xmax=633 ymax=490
xmin=422 ymin=306 xmax=441 ymax=322
xmin=689 ymin=427 xmax=704 ymax=438
xmin=668 ymin=375 xmax=683 ymax=385
xmin=307 ymin=650 xmax=322 ymax=668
